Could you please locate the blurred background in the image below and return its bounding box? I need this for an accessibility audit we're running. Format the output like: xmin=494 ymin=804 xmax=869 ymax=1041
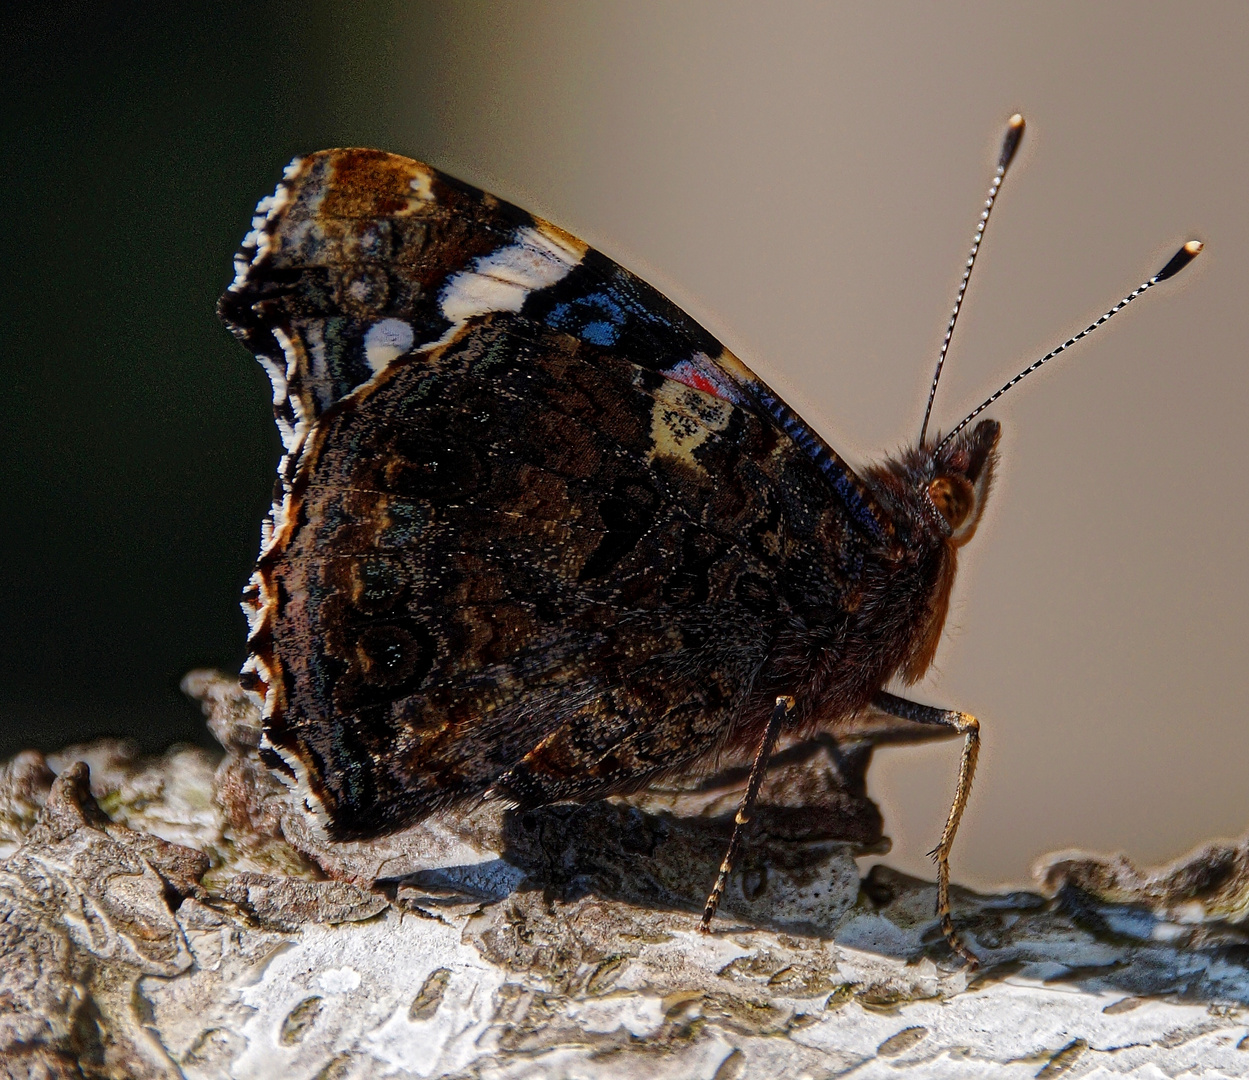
xmin=3 ymin=1 xmax=1246 ymax=889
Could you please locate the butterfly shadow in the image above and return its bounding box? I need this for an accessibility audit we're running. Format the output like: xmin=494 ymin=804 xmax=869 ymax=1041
xmin=391 ymin=730 xmax=892 ymax=936
xmin=393 ymin=718 xmax=1249 ymax=1004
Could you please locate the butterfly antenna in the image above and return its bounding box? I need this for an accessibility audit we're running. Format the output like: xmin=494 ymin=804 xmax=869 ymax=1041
xmin=935 ymin=240 xmax=1203 ymax=455
xmin=918 ymin=114 xmax=1026 ymax=448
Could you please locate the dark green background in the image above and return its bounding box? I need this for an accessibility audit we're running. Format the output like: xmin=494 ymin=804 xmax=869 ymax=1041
xmin=1 ymin=2 xmax=428 ymax=756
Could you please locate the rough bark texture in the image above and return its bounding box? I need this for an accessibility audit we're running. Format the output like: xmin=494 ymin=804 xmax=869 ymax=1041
xmin=2 ymin=671 xmax=1249 ymax=1078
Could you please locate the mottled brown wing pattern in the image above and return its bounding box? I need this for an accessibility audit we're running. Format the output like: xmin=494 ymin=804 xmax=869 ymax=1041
xmin=271 ymin=314 xmax=879 ymax=834
xmin=221 ymin=149 xmax=895 ymax=837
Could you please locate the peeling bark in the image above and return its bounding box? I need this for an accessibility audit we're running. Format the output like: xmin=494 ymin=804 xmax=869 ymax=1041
xmin=2 ymin=671 xmax=1249 ymax=1078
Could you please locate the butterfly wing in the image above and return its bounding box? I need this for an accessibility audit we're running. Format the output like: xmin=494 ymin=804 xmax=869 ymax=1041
xmin=221 ymin=149 xmax=897 ymax=837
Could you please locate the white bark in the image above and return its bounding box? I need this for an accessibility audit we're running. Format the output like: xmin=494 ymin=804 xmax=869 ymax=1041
xmin=2 ymin=672 xmax=1248 ymax=1078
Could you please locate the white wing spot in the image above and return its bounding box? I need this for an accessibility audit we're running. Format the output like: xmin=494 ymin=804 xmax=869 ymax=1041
xmin=439 ymin=225 xmax=585 ymax=325
xmin=409 ymin=169 xmax=436 ymax=202
xmin=364 ymin=319 xmax=415 ymax=373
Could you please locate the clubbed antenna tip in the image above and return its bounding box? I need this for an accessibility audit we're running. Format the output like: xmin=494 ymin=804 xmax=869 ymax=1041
xmin=1154 ymin=240 xmax=1203 ymax=282
xmin=999 ymin=114 xmax=1026 ymax=170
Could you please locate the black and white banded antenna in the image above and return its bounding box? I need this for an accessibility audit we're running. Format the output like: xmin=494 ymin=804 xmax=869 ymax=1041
xmin=918 ymin=113 xmax=1026 ymax=448
xmin=935 ymin=239 xmax=1203 ymax=455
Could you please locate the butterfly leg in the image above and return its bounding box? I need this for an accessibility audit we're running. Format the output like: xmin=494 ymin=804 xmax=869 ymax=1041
xmin=871 ymin=690 xmax=981 ymax=968
xmin=699 ymin=694 xmax=795 ymax=931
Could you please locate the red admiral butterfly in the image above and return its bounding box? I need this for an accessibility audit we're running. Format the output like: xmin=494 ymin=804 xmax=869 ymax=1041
xmin=219 ymin=115 xmax=1199 ymax=966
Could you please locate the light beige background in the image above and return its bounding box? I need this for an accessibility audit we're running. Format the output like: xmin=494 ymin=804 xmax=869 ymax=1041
xmin=332 ymin=2 xmax=1247 ymax=889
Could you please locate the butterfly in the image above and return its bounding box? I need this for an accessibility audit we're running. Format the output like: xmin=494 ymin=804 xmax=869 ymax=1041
xmin=219 ymin=116 xmax=1198 ymax=966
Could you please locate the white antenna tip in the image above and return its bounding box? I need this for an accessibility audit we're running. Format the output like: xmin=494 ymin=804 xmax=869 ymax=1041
xmin=1184 ymin=239 xmax=1204 ymax=256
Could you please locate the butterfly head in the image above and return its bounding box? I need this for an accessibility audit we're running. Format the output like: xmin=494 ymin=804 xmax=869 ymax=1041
xmin=924 ymin=418 xmax=1000 ymax=547
xmin=869 ymin=417 xmax=1000 ymax=553
xmin=867 ymin=417 xmax=999 ymax=685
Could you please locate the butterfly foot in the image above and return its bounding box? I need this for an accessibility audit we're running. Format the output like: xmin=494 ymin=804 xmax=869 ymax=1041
xmin=940 ymin=910 xmax=980 ymax=970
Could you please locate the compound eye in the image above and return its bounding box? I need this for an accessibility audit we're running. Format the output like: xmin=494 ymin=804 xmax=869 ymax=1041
xmin=928 ymin=475 xmax=974 ymax=530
